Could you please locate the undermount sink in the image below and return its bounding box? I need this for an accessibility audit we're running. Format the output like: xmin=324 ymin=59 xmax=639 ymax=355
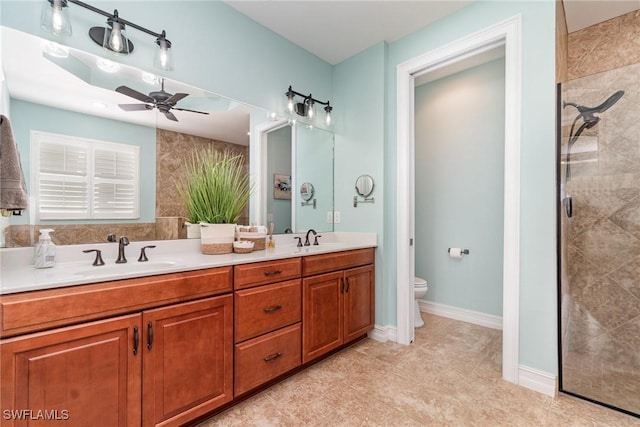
xmin=73 ymin=261 xmax=182 ymax=278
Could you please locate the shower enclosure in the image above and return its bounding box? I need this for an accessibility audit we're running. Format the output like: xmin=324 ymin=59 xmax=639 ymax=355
xmin=558 ymin=61 xmax=640 ymax=417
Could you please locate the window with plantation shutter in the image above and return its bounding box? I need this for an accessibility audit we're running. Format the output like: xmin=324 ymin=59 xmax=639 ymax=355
xmin=32 ymin=131 xmax=139 ymax=220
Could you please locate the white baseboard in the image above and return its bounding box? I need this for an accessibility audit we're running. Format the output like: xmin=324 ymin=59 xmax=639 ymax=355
xmin=419 ymin=300 xmax=503 ymax=330
xmin=518 ymin=365 xmax=557 ymax=397
xmin=368 ymin=324 xmax=397 ymax=342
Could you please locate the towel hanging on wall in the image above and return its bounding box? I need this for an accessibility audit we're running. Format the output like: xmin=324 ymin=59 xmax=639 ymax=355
xmin=0 ymin=114 xmax=29 ymax=213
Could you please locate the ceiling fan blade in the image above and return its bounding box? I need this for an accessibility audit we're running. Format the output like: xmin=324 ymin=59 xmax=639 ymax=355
xmin=118 ymin=103 xmax=153 ymax=111
xmin=163 ymin=111 xmax=179 ymax=122
xmin=173 ymin=107 xmax=210 ymax=115
xmin=166 ymin=92 xmax=189 ymax=105
xmin=116 ymin=86 xmax=154 ymax=103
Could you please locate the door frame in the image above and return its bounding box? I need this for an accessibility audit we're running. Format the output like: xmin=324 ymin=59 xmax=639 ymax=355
xmin=395 ymin=15 xmax=522 ymax=384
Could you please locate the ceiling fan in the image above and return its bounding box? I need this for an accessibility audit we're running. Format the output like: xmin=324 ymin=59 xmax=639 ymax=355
xmin=115 ymin=79 xmax=209 ymax=122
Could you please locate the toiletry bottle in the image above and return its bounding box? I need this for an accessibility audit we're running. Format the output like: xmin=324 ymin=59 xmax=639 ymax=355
xmin=34 ymin=228 xmax=56 ymax=268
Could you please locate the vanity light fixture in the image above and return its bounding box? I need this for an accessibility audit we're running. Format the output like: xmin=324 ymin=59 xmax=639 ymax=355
xmin=40 ymin=0 xmax=174 ymax=71
xmin=285 ymin=86 xmax=333 ymax=126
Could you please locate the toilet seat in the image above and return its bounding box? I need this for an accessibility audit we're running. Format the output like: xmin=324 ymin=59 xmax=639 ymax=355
xmin=414 ymin=277 xmax=427 ymax=287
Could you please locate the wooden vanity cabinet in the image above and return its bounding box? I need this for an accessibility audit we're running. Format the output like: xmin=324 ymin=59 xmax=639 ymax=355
xmin=302 ymin=249 xmax=374 ymax=364
xmin=0 ymin=268 xmax=233 ymax=427
xmin=142 ymin=295 xmax=233 ymax=427
xmin=1 ymin=314 xmax=141 ymax=427
xmin=233 ymin=259 xmax=302 ymax=396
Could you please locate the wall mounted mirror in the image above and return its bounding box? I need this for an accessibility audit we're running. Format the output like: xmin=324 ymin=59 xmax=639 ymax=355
xmin=0 ymin=26 xmax=334 ymax=247
xmin=355 ymin=174 xmax=375 ymax=198
xmin=353 ymin=174 xmax=375 ymax=208
xmin=300 ymin=182 xmax=315 ymax=201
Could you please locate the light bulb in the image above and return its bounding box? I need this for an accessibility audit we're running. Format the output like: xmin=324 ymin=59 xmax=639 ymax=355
xmin=52 ymin=6 xmax=64 ymax=32
xmin=325 ymin=111 xmax=332 ymax=126
xmin=154 ymin=32 xmax=174 ymax=71
xmin=287 ymin=97 xmax=294 ymax=113
xmin=109 ymin=23 xmax=123 ymax=52
xmin=307 ymin=101 xmax=314 ymax=119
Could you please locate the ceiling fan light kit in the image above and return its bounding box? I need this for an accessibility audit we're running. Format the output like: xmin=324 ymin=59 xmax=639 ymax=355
xmin=40 ymin=0 xmax=173 ymax=71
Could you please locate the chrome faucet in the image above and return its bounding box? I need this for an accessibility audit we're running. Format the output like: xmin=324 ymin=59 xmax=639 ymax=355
xmin=304 ymin=229 xmax=317 ymax=246
xmin=116 ymin=236 xmax=130 ymax=263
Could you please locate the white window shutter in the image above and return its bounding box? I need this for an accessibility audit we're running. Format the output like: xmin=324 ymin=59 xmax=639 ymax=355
xmin=33 ymin=132 xmax=140 ymax=220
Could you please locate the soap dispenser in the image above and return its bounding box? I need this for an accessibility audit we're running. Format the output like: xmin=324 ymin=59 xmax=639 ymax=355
xmin=34 ymin=228 xmax=56 ymax=268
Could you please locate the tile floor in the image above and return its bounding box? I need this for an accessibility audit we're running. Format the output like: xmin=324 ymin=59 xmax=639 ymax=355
xmin=196 ymin=313 xmax=640 ymax=426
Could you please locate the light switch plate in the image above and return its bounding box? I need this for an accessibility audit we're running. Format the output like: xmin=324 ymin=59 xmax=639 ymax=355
xmin=334 ymin=211 xmax=341 ymax=223
xmin=326 ymin=211 xmax=333 ymax=223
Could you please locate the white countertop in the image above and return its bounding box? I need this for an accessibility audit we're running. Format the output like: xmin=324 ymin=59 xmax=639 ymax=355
xmin=0 ymin=232 xmax=376 ymax=295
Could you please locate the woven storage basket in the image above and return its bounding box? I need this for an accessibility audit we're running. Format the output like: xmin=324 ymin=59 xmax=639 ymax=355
xmin=236 ymin=226 xmax=267 ymax=251
xmin=233 ymin=241 xmax=255 ymax=254
xmin=242 ymin=236 xmax=266 ymax=250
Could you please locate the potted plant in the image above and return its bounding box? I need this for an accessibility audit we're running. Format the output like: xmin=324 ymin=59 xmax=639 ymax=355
xmin=179 ymin=149 xmax=252 ymax=254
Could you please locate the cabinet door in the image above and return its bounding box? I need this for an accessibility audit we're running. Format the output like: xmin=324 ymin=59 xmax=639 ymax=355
xmin=343 ymin=264 xmax=375 ymax=343
xmin=302 ymin=271 xmax=343 ymax=364
xmin=142 ymin=295 xmax=232 ymax=427
xmin=0 ymin=314 xmax=141 ymax=427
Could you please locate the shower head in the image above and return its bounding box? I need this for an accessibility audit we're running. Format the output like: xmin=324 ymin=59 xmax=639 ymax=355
xmin=563 ymin=90 xmax=624 ymax=121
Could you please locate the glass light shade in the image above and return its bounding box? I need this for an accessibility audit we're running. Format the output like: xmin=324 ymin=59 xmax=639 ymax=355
xmin=306 ymin=100 xmax=314 ymax=119
xmin=40 ymin=0 xmax=72 ymax=36
xmin=287 ymin=95 xmax=295 ymax=113
xmin=154 ymin=37 xmax=174 ymax=71
xmin=325 ymin=110 xmax=332 ymax=127
xmin=103 ymin=20 xmax=130 ymax=54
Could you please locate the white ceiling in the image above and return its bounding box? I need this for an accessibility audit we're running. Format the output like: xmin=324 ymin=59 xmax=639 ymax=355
xmin=225 ymin=1 xmax=473 ymax=65
xmin=226 ymin=0 xmax=639 ymax=65
xmin=563 ymin=0 xmax=639 ymax=32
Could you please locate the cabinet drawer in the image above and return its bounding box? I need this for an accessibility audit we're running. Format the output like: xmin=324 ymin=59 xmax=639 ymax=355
xmin=0 ymin=267 xmax=233 ymax=338
xmin=302 ymin=248 xmax=374 ymax=276
xmin=235 ymin=280 xmax=301 ymax=342
xmin=234 ymin=258 xmax=301 ymax=290
xmin=234 ymin=323 xmax=301 ymax=396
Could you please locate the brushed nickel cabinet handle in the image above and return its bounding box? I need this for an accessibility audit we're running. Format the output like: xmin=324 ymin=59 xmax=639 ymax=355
xmin=263 ymin=352 xmax=282 ymax=362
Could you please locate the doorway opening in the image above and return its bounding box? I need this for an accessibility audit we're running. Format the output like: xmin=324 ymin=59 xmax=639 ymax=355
xmin=396 ymin=15 xmax=522 ymax=384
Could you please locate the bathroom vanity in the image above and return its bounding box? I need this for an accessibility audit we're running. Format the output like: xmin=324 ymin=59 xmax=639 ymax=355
xmin=0 ymin=237 xmax=375 ymax=426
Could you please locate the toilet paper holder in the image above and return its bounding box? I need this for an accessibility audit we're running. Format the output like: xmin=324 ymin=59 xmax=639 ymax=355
xmin=448 ymin=248 xmax=469 ymax=255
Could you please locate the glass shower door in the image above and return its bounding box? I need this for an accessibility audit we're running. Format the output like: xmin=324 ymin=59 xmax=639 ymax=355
xmin=558 ymin=61 xmax=640 ymax=416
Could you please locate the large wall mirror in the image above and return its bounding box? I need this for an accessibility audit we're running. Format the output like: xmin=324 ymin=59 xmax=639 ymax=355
xmin=0 ymin=26 xmax=334 ymax=247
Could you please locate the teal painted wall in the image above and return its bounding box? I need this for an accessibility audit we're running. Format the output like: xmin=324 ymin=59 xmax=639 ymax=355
xmin=385 ymin=1 xmax=557 ymax=374
xmin=10 ymin=99 xmax=156 ymax=225
xmin=333 ymin=43 xmax=386 ymax=325
xmin=266 ymin=125 xmax=291 ymax=234
xmin=415 ymin=58 xmax=505 ymax=317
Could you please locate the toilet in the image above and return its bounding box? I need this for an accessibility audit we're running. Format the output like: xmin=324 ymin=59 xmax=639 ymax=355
xmin=414 ymin=277 xmax=428 ymax=328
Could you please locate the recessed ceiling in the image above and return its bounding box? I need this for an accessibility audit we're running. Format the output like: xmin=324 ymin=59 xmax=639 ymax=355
xmin=224 ymin=1 xmax=474 ymax=65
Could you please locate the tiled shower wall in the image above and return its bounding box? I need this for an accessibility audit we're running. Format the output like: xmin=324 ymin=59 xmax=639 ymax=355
xmin=155 ymin=129 xmax=249 ymax=239
xmin=561 ymin=10 xmax=640 ymax=414
xmin=4 ymin=130 xmax=248 ymax=247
